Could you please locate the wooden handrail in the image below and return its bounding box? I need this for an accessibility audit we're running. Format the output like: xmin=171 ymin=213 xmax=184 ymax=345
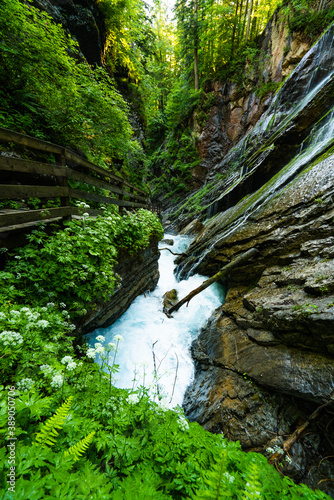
xmin=0 ymin=126 xmax=147 ymax=197
xmin=0 ymin=127 xmax=153 ymax=242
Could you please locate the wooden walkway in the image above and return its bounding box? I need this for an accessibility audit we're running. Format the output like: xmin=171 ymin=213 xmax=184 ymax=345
xmin=0 ymin=127 xmax=150 ymax=249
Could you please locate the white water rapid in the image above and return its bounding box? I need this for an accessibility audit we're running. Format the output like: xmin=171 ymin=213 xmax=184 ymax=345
xmin=87 ymin=235 xmax=225 ymax=407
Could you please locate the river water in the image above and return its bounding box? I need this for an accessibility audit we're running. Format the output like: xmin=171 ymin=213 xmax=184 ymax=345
xmin=87 ymin=234 xmax=224 ymax=407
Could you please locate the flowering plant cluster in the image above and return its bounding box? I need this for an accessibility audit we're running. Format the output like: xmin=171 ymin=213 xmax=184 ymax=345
xmin=0 ymin=208 xmax=163 ymax=317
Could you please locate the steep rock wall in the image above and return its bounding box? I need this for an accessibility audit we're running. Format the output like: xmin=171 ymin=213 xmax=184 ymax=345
xmin=32 ymin=0 xmax=105 ymax=64
xmin=178 ymin=22 xmax=334 ymax=497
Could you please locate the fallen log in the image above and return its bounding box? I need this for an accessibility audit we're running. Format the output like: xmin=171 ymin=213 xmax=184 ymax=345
xmin=159 ymin=247 xmax=186 ymax=256
xmin=268 ymin=400 xmax=333 ymax=466
xmin=166 ymin=247 xmax=259 ymax=315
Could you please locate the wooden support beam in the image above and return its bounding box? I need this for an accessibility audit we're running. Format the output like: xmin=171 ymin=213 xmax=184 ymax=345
xmin=0 ymin=156 xmax=66 ymax=177
xmin=0 ymin=185 xmax=69 ymax=199
xmin=0 ymin=127 xmax=62 ymax=154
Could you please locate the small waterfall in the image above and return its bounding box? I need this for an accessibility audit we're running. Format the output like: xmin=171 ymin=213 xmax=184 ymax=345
xmin=86 ymin=235 xmax=225 ymax=407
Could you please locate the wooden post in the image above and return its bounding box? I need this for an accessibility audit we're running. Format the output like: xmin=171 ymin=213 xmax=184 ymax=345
xmin=118 ymin=180 xmax=125 ymax=215
xmin=55 ymin=148 xmax=69 ymax=208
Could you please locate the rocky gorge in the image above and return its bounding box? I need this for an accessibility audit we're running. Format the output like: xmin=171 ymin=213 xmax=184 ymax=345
xmin=173 ymin=20 xmax=334 ymax=496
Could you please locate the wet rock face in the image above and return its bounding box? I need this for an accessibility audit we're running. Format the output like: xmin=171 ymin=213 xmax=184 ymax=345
xmin=32 ymin=0 xmax=105 ymax=64
xmin=78 ymin=239 xmax=160 ymax=333
xmin=182 ymin=154 xmax=334 ymax=495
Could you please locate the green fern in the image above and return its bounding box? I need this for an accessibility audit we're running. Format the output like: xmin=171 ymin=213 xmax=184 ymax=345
xmin=64 ymin=431 xmax=95 ymax=462
xmin=193 ymin=451 xmax=233 ymax=499
xmin=242 ymin=461 xmax=263 ymax=500
xmin=35 ymin=396 xmax=73 ymax=447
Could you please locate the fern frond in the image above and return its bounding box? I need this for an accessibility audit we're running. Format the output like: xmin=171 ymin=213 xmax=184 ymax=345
xmin=193 ymin=451 xmax=232 ymax=499
xmin=64 ymin=431 xmax=95 ymax=462
xmin=242 ymin=461 xmax=263 ymax=500
xmin=35 ymin=396 xmax=73 ymax=447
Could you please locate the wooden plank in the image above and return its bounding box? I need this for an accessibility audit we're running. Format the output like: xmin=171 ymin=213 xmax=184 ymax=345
xmin=65 ymin=149 xmax=147 ymax=195
xmin=0 ymin=158 xmax=147 ymax=203
xmin=69 ymin=188 xmax=147 ymax=208
xmin=0 ymin=127 xmax=62 ymax=155
xmin=66 ymin=167 xmax=147 ymax=202
xmin=65 ymin=150 xmax=124 ymax=183
xmin=0 ymin=207 xmax=75 ymax=227
xmin=0 ymin=185 xmax=69 ymax=199
xmin=0 ymin=218 xmax=63 ymax=235
xmin=0 ymin=207 xmax=105 ymax=227
xmin=0 ymin=156 xmax=66 ymax=177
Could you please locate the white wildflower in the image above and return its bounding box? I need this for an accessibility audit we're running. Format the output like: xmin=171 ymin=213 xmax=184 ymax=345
xmin=178 ymin=417 xmax=189 ymax=432
xmin=223 ymin=472 xmax=235 ymax=483
xmin=20 ymin=307 xmax=30 ymax=313
xmin=113 ymin=334 xmax=124 ymax=343
xmin=50 ymin=374 xmax=64 ymax=389
xmin=61 ymin=356 xmax=73 ymax=365
xmin=95 ymin=344 xmax=105 ymax=354
xmin=59 ymin=302 xmax=67 ymax=309
xmin=68 ymin=324 xmax=76 ymax=331
xmin=40 ymin=364 xmax=52 ymax=375
xmin=127 ymin=394 xmax=139 ymax=405
xmin=36 ymin=320 xmax=49 ymax=329
xmin=108 ymin=342 xmax=116 ymax=349
xmin=17 ymin=378 xmax=34 ymax=391
xmin=46 ymin=302 xmax=55 ymax=308
xmin=96 ymin=335 xmax=105 ymax=343
xmin=0 ymin=331 xmax=23 ymax=346
xmin=67 ymin=361 xmax=77 ymax=371
xmin=9 ymin=310 xmax=20 ymax=316
xmin=83 ymin=212 xmax=89 ymax=217
xmin=40 ymin=307 xmax=47 ymax=312
xmin=0 ymin=312 xmax=6 ymax=320
xmin=86 ymin=348 xmax=96 ymax=359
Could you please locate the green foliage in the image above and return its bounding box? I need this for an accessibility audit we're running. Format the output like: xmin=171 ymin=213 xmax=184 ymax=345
xmin=0 ymin=0 xmax=140 ymax=169
xmin=165 ymin=80 xmax=203 ymax=130
xmin=0 ymin=209 xmax=163 ymax=313
xmin=0 ymin=221 xmax=331 ymax=499
xmin=35 ymin=397 xmax=73 ymax=447
xmin=287 ymin=4 xmax=334 ymax=39
xmin=64 ymin=431 xmax=96 ymax=462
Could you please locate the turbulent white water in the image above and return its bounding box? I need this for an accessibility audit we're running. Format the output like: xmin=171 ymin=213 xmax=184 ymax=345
xmin=87 ymin=235 xmax=225 ymax=407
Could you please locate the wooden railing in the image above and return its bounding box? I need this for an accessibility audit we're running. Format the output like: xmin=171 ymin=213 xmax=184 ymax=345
xmin=0 ymin=127 xmax=149 ymax=235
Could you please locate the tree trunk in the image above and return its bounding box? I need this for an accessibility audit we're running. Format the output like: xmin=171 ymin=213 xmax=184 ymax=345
xmin=166 ymin=248 xmax=259 ymax=315
xmin=245 ymin=0 xmax=254 ymax=42
xmin=231 ymin=0 xmax=240 ymax=56
xmin=194 ymin=0 xmax=199 ymax=90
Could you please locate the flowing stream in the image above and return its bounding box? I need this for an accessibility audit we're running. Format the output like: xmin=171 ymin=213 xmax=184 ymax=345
xmin=87 ymin=235 xmax=225 ymax=407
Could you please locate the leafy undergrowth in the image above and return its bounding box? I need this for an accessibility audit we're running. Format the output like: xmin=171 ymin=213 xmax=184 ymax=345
xmin=0 ymin=210 xmax=331 ymax=499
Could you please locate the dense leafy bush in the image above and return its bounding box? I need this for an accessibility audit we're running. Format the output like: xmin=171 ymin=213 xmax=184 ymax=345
xmin=0 ymin=0 xmax=140 ymax=169
xmin=0 ymin=208 xmax=163 ymax=316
